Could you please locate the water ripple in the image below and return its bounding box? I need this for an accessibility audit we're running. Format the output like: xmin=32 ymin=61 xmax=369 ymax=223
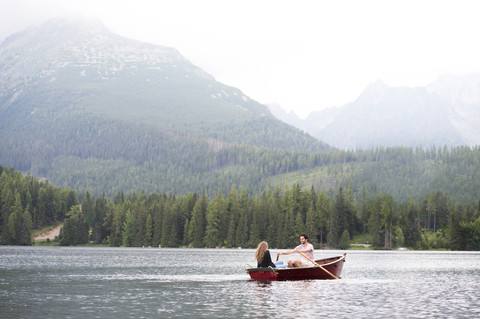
xmin=1 ymin=247 xmax=479 ymax=318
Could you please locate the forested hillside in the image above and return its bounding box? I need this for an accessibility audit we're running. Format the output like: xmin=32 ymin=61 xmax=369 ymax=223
xmin=1 ymin=111 xmax=330 ymax=197
xmin=1 ymin=165 xmax=479 ymax=250
xmin=271 ymin=145 xmax=480 ymax=204
xmin=3 ymin=109 xmax=480 ymax=203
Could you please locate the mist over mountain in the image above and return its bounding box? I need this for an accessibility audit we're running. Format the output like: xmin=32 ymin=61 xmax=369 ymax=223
xmin=0 ymin=17 xmax=329 ymax=196
xmin=1 ymin=17 xmax=261 ymax=131
xmin=270 ymin=75 xmax=480 ymax=149
xmin=427 ymin=74 xmax=480 ymax=146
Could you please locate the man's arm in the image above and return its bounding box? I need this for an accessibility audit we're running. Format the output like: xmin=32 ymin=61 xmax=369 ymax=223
xmin=299 ymin=244 xmax=313 ymax=253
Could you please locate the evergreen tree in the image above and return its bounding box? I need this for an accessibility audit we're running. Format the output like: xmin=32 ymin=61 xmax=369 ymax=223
xmin=92 ymin=193 xmax=107 ymax=244
xmin=7 ymin=211 xmax=16 ymax=245
xmin=338 ymin=229 xmax=350 ymax=250
xmin=358 ymin=184 xmax=370 ymax=233
xmin=189 ymin=191 xmax=207 ymax=247
xmin=132 ymin=194 xmax=148 ymax=247
xmin=111 ymin=200 xmax=128 ymax=247
xmin=464 ymin=216 xmax=480 ymax=250
xmin=426 ymin=191 xmax=437 ymax=231
xmin=82 ymin=192 xmax=95 ymax=234
xmin=144 ymin=214 xmax=153 ymax=247
xmin=152 ymin=201 xmax=163 ymax=247
xmin=60 ymin=205 xmax=88 ymax=246
xmin=380 ymin=194 xmax=395 ymax=249
xmin=368 ymin=200 xmax=383 ymax=247
xmin=40 ymin=184 xmax=56 ymax=226
xmin=248 ymin=194 xmax=266 ymax=247
xmin=182 ymin=219 xmax=189 ymax=247
xmin=264 ymin=191 xmax=275 ymax=247
xmin=122 ymin=209 xmax=135 ymax=247
xmin=316 ymin=191 xmax=330 ymax=247
xmin=64 ymin=187 xmax=79 ymax=212
xmin=268 ymin=187 xmax=284 ymax=248
xmin=102 ymin=201 xmax=115 ymax=245
xmin=161 ymin=199 xmax=174 ymax=247
xmin=7 ymin=193 xmax=22 ymax=244
xmin=226 ymin=187 xmax=239 ymax=247
xmin=0 ymin=173 xmax=14 ymax=240
xmin=235 ymin=189 xmax=251 ymax=248
xmin=403 ymin=198 xmax=421 ymax=248
xmin=205 ymin=191 xmax=224 ymax=248
xmin=283 ymin=185 xmax=298 ymax=247
xmin=346 ymin=184 xmax=357 ymax=238
xmin=328 ymin=187 xmax=346 ymax=248
xmin=448 ymin=207 xmax=463 ymax=250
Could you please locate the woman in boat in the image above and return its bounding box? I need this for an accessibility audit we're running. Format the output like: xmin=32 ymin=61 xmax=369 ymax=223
xmin=254 ymin=241 xmax=276 ymax=268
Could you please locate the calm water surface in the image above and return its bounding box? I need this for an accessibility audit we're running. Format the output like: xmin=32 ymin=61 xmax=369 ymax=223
xmin=1 ymin=247 xmax=479 ymax=318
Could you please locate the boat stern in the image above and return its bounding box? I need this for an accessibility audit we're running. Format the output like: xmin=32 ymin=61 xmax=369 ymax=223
xmin=245 ymin=267 xmax=278 ymax=281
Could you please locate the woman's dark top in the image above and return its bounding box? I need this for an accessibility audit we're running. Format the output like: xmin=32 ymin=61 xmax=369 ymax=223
xmin=257 ymin=250 xmax=276 ymax=268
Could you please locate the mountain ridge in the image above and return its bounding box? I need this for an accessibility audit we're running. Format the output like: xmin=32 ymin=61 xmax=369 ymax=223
xmin=269 ymin=74 xmax=480 ymax=149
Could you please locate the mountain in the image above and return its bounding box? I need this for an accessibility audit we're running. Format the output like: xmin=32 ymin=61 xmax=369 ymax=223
xmin=0 ymin=18 xmax=263 ymax=125
xmin=0 ymin=17 xmax=331 ymax=196
xmin=0 ymin=17 xmax=328 ymax=150
xmin=271 ymin=76 xmax=480 ymax=149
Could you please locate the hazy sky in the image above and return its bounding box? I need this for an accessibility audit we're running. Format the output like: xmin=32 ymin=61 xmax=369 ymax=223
xmin=1 ymin=0 xmax=480 ymax=118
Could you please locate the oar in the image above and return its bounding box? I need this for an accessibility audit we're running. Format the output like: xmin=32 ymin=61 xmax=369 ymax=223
xmin=297 ymin=251 xmax=338 ymax=279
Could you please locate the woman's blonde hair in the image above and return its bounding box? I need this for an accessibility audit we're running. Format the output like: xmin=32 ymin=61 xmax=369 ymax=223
xmin=254 ymin=241 xmax=268 ymax=263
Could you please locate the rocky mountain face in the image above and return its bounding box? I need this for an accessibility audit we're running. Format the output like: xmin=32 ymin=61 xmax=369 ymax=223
xmin=270 ymin=75 xmax=480 ymax=149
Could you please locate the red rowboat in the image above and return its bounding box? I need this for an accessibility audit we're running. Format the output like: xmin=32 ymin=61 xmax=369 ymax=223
xmin=245 ymin=253 xmax=346 ymax=281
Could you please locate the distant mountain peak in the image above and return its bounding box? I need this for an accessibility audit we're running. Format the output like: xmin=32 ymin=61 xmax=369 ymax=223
xmin=269 ymin=74 xmax=480 ymax=149
xmin=0 ymin=16 xmax=215 ymax=96
xmin=354 ymin=79 xmax=391 ymax=105
xmin=368 ymin=79 xmax=389 ymax=89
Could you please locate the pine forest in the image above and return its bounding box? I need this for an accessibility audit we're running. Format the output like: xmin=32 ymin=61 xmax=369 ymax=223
xmin=1 ymin=160 xmax=479 ymax=250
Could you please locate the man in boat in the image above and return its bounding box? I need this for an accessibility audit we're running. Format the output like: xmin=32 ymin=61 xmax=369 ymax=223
xmin=276 ymin=233 xmax=314 ymax=267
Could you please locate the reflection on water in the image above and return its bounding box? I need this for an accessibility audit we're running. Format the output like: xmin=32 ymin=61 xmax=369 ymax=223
xmin=1 ymin=247 xmax=479 ymax=318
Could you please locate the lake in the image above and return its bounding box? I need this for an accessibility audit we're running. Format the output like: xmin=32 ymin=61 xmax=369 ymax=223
xmin=1 ymin=247 xmax=479 ymax=318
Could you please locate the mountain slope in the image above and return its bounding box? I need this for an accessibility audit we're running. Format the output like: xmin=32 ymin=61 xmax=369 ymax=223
xmin=0 ymin=17 xmax=330 ymax=196
xmin=0 ymin=17 xmax=328 ymax=152
xmin=0 ymin=18 xmax=262 ymax=124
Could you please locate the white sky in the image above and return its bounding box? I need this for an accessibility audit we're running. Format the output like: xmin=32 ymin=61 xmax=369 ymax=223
xmin=1 ymin=0 xmax=480 ymax=118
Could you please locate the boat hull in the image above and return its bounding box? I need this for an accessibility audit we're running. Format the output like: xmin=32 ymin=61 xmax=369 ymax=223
xmin=246 ymin=253 xmax=346 ymax=281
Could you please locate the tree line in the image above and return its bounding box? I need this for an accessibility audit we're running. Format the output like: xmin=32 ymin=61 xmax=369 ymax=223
xmin=1 ymin=164 xmax=479 ymax=250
